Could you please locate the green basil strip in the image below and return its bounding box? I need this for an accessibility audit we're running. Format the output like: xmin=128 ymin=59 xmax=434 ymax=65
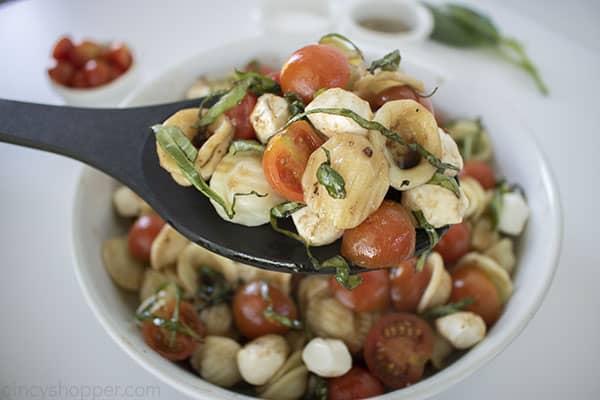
xmin=260 ymin=281 xmax=304 ymax=329
xmin=415 ymin=251 xmax=428 ymax=273
xmin=426 ymin=3 xmax=492 ymax=47
xmin=228 ymin=140 xmax=265 ymax=155
xmin=234 ymin=69 xmax=280 ymax=93
xmin=317 ymin=148 xmax=346 ymax=199
xmin=319 ymin=33 xmax=364 ymax=64
xmin=284 ymin=92 xmax=306 ymax=117
xmin=322 ymin=256 xmax=362 ymax=290
xmin=313 ymin=375 xmax=328 ymax=400
xmin=168 ymin=285 xmax=183 ymax=348
xmin=489 ymin=180 xmax=512 ymax=229
xmin=428 ymin=172 xmax=461 ymax=198
xmin=499 ymin=37 xmax=549 ymax=96
xmin=422 ymin=297 xmax=475 ymax=319
xmin=367 ymin=49 xmax=401 ymax=74
xmin=136 ymin=315 xmax=203 ymax=341
xmin=445 ymin=4 xmax=500 ymax=44
xmin=199 ymin=79 xmax=253 ymax=127
xmin=412 ymin=210 xmax=439 ymax=272
xmin=271 ymin=201 xmax=306 ymax=218
xmin=283 ymin=108 xmax=459 ymax=173
xmin=196 ymin=266 xmax=234 ymax=311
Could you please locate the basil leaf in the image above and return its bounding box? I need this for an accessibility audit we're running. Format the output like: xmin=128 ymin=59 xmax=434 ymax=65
xmin=499 ymin=37 xmax=549 ymax=95
xmin=415 ymin=251 xmax=428 ymax=273
xmin=489 ymin=180 xmax=513 ymax=229
xmin=271 ymin=201 xmax=306 ymax=219
xmin=154 ymin=125 xmax=198 ymax=162
xmin=261 ymin=281 xmax=304 ymax=329
xmin=199 ymin=80 xmax=252 ymax=127
xmin=168 ymin=284 xmax=183 ymax=347
xmin=412 ymin=210 xmax=439 ymax=272
xmin=234 ymin=69 xmax=280 ymax=94
xmin=317 ymin=148 xmax=346 ymax=199
xmin=284 ymin=92 xmax=305 ymax=118
xmin=446 ymin=4 xmax=499 ymax=44
xmin=427 ymin=172 xmax=461 ymax=198
xmin=196 ymin=266 xmax=234 ymax=310
xmin=422 ymin=297 xmax=475 ymax=319
xmin=319 ymin=33 xmax=364 ymax=64
xmin=367 ymin=49 xmax=401 ymax=73
xmin=322 ymin=256 xmax=362 ymax=290
xmin=228 ymin=139 xmax=265 ymax=155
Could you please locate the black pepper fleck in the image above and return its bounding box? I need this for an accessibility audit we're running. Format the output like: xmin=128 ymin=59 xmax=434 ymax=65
xmin=363 ymin=147 xmax=373 ymax=157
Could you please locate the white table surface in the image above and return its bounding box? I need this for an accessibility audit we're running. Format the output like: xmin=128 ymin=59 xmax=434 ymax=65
xmin=0 ymin=0 xmax=599 ymax=399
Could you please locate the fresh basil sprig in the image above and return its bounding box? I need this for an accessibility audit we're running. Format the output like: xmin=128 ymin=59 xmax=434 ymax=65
xmin=422 ymin=297 xmax=475 ymax=319
xmin=317 ymin=147 xmax=346 ymax=199
xmin=367 ymin=49 xmax=401 ymax=73
xmin=412 ymin=210 xmax=440 ymax=272
xmin=261 ymin=281 xmax=304 ymax=329
xmin=322 ymin=255 xmax=363 ymax=290
xmin=427 ymin=3 xmax=548 ymax=95
xmin=427 ymin=172 xmax=461 ymax=198
xmin=284 ymin=92 xmax=306 ymax=118
xmin=228 ymin=139 xmax=265 ymax=155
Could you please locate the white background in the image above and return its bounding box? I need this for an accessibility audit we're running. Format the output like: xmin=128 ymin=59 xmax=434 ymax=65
xmin=0 ymin=0 xmax=599 ymax=399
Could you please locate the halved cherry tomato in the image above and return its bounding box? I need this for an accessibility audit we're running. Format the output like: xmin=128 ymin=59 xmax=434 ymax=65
xmin=280 ymin=44 xmax=351 ymax=103
xmin=364 ymin=313 xmax=434 ymax=388
xmin=389 ymin=258 xmax=432 ymax=312
xmin=434 ymin=221 xmax=471 ymax=264
xmin=233 ymin=281 xmax=298 ymax=339
xmin=327 ymin=367 xmax=385 ymax=400
xmin=52 ymin=36 xmax=74 ymax=61
xmin=107 ymin=43 xmax=133 ymax=71
xmin=262 ymin=120 xmax=324 ymax=202
xmin=69 ymin=40 xmax=103 ymax=68
xmin=329 ymin=270 xmax=390 ymax=312
xmin=128 ymin=214 xmax=165 ymax=263
xmin=341 ymin=200 xmax=416 ymax=268
xmin=47 ymin=61 xmax=75 ymax=85
xmin=369 ymin=85 xmax=434 ymax=114
xmin=83 ymin=59 xmax=111 ymax=87
xmin=460 ymin=160 xmax=495 ymax=190
xmin=225 ymin=93 xmax=257 ymax=139
xmin=142 ymin=300 xmax=204 ymax=361
xmin=71 ymin=70 xmax=88 ymax=88
xmin=450 ymin=266 xmax=501 ymax=326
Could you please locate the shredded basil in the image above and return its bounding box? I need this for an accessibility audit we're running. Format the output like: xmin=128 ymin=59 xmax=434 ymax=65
xmin=260 ymin=281 xmax=304 ymax=329
xmin=489 ymin=180 xmax=513 ymax=229
xmin=196 ymin=266 xmax=235 ymax=311
xmin=319 ymin=33 xmax=364 ymax=64
xmin=412 ymin=210 xmax=440 ymax=272
xmin=312 ymin=375 xmax=328 ymax=400
xmin=228 ymin=139 xmax=265 ymax=155
xmin=271 ymin=201 xmax=306 ymax=218
xmin=427 ymin=172 xmax=461 ymax=198
xmin=317 ymin=147 xmax=346 ymax=199
xmin=367 ymin=49 xmax=401 ymax=73
xmin=422 ymin=298 xmax=475 ymax=319
xmin=284 ymin=92 xmax=306 ymax=118
xmin=322 ymin=255 xmax=362 ymax=290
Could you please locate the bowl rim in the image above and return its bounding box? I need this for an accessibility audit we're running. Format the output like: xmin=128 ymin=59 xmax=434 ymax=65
xmin=71 ymin=36 xmax=563 ymax=400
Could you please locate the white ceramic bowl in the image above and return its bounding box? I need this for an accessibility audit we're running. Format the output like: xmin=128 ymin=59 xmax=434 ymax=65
xmin=72 ymin=34 xmax=562 ymax=400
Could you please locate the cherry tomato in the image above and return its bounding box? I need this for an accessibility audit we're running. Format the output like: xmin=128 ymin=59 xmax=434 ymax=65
xmin=266 ymin=71 xmax=281 ymax=84
xmin=364 ymin=313 xmax=434 ymax=388
xmin=83 ymin=59 xmax=111 ymax=87
xmin=369 ymin=85 xmax=434 ymax=114
xmin=342 ymin=200 xmax=416 ymax=268
xmin=107 ymin=43 xmax=133 ymax=71
xmin=450 ymin=266 xmax=501 ymax=326
xmin=233 ymin=281 xmax=298 ymax=339
xmin=142 ymin=300 xmax=204 ymax=361
xmin=434 ymin=222 xmax=471 ymax=264
xmin=329 ymin=270 xmax=390 ymax=312
xmin=327 ymin=367 xmax=385 ymax=400
xmin=47 ymin=61 xmax=75 ymax=86
xmin=262 ymin=120 xmax=324 ymax=202
xmin=389 ymin=258 xmax=432 ymax=312
xmin=71 ymin=70 xmax=88 ymax=88
xmin=280 ymin=44 xmax=351 ymax=103
xmin=52 ymin=36 xmax=74 ymax=61
xmin=225 ymin=93 xmax=257 ymax=139
xmin=128 ymin=214 xmax=165 ymax=263
xmin=460 ymin=160 xmax=496 ymax=190
xmin=69 ymin=40 xmax=103 ymax=68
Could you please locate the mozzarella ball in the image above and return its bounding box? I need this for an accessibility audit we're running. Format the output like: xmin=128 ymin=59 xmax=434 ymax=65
xmin=292 ymin=206 xmax=344 ymax=246
xmin=401 ymin=184 xmax=468 ymax=228
xmin=250 ymin=94 xmax=291 ymax=144
xmin=306 ymin=88 xmax=373 ymax=137
xmin=237 ymin=334 xmax=290 ymax=385
xmin=301 ymin=338 xmax=352 ymax=378
xmin=435 ymin=311 xmax=486 ymax=349
xmin=498 ymin=191 xmax=530 ymax=235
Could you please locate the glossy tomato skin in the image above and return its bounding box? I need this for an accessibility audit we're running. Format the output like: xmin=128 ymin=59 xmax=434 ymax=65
xmin=389 ymin=258 xmax=432 ymax=312
xmin=233 ymin=281 xmax=298 ymax=339
xmin=83 ymin=59 xmax=111 ymax=87
xmin=47 ymin=61 xmax=75 ymax=85
xmin=460 ymin=160 xmax=496 ymax=190
xmin=364 ymin=313 xmax=434 ymax=388
xmin=107 ymin=43 xmax=133 ymax=71
xmin=329 ymin=270 xmax=390 ymax=313
xmin=281 ymin=44 xmax=351 ymax=103
xmin=69 ymin=40 xmax=103 ymax=68
xmin=342 ymin=200 xmax=416 ymax=268
xmin=369 ymin=85 xmax=434 ymax=114
xmin=142 ymin=300 xmax=204 ymax=361
xmin=225 ymin=93 xmax=257 ymax=140
xmin=262 ymin=120 xmax=324 ymax=202
xmin=128 ymin=214 xmax=165 ymax=263
xmin=450 ymin=266 xmax=501 ymax=326
xmin=434 ymin=222 xmax=471 ymax=264
xmin=71 ymin=70 xmax=88 ymax=88
xmin=327 ymin=367 xmax=385 ymax=400
xmin=52 ymin=36 xmax=74 ymax=61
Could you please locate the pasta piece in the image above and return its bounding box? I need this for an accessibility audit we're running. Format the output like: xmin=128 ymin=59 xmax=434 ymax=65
xmin=460 ymin=177 xmax=487 ymax=220
xmin=343 ymin=311 xmax=380 ymax=354
xmin=353 ymin=70 xmax=425 ymax=100
xmin=305 ymin=297 xmax=355 ymax=341
xmin=369 ymin=99 xmax=441 ymax=190
xmin=112 ymin=186 xmax=144 ymax=218
xmin=297 ymin=276 xmax=330 ymax=317
xmin=305 ymin=88 xmax=373 ymax=137
xmin=431 ymin=332 xmax=454 ymax=370
xmin=471 ymin=217 xmax=500 ymax=251
xmin=236 ymin=263 xmax=291 ymax=295
xmin=209 ymin=151 xmax=286 ymax=226
xmin=250 ymin=94 xmax=290 ymax=144
xmin=200 ymin=303 xmax=234 ymax=336
xmin=176 ymin=242 xmax=239 ymax=297
xmin=436 ymin=311 xmax=486 ymax=349
xmin=258 ymin=361 xmax=308 ymax=400
xmin=439 ymin=128 xmax=464 ymax=177
xmin=138 ymin=268 xmax=179 ymax=302
xmin=260 ymin=350 xmax=304 ymax=391
xmin=401 ymin=184 xmax=468 ymax=228
xmin=291 ymin=206 xmax=344 ymax=246
xmin=484 ymin=238 xmax=517 ymax=274
xmin=455 ymin=252 xmax=513 ymax=303
xmin=285 ymin=330 xmax=309 ymax=353
xmin=445 ymin=119 xmax=493 ymax=162
xmin=302 ymin=133 xmax=389 ymax=229
xmin=102 ymin=236 xmax=145 ymax=292
xmin=190 ymin=336 xmax=242 ymax=388
xmin=417 ymin=252 xmax=452 ymax=313
xmin=150 ymin=224 xmax=189 ymax=270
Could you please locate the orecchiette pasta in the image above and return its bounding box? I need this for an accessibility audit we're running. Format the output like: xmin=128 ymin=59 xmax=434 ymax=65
xmin=417 ymin=252 xmax=451 ymax=313
xmin=455 ymin=252 xmax=513 ymax=303
xmin=353 ymin=70 xmax=425 ymax=100
xmin=112 ymin=186 xmax=144 ymax=218
xmin=297 ymin=276 xmax=330 ymax=316
xmin=102 ymin=236 xmax=145 ymax=292
xmin=291 ymin=206 xmax=344 ymax=246
xmin=460 ymin=176 xmax=487 ymax=220
xmin=431 ymin=332 xmax=454 ymax=370
xmin=484 ymin=238 xmax=517 ymax=274
xmin=250 ymin=94 xmax=291 ymax=144
xmin=302 ymin=133 xmax=389 ymax=229
xmin=138 ymin=268 xmax=179 ymax=302
xmin=343 ymin=311 xmax=380 ymax=354
xmin=200 ymin=303 xmax=234 ymax=336
xmin=236 ymin=263 xmax=291 ymax=295
xmin=285 ymin=330 xmax=309 ymax=353
xmin=439 ymin=128 xmax=464 ymax=177
xmin=471 ymin=217 xmax=500 ymax=251
xmin=190 ymin=336 xmax=242 ymax=388
xmin=305 ymin=296 xmax=355 ymax=342
xmin=150 ymin=224 xmax=189 ymax=270
xmin=209 ymin=151 xmax=286 ymax=226
xmin=401 ymin=184 xmax=468 ymax=228
xmin=445 ymin=119 xmax=493 ymax=162
xmin=258 ymin=350 xmax=308 ymax=400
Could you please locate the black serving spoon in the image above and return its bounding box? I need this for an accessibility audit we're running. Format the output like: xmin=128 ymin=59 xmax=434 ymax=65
xmin=0 ymin=98 xmax=446 ymax=274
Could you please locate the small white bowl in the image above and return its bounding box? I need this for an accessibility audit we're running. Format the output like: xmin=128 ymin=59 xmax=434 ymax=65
xmin=72 ymin=34 xmax=562 ymax=400
xmin=48 ymin=62 xmax=139 ymax=107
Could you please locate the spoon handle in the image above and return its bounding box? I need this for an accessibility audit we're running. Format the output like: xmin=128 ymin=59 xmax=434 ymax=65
xmin=0 ymin=99 xmax=197 ymax=193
